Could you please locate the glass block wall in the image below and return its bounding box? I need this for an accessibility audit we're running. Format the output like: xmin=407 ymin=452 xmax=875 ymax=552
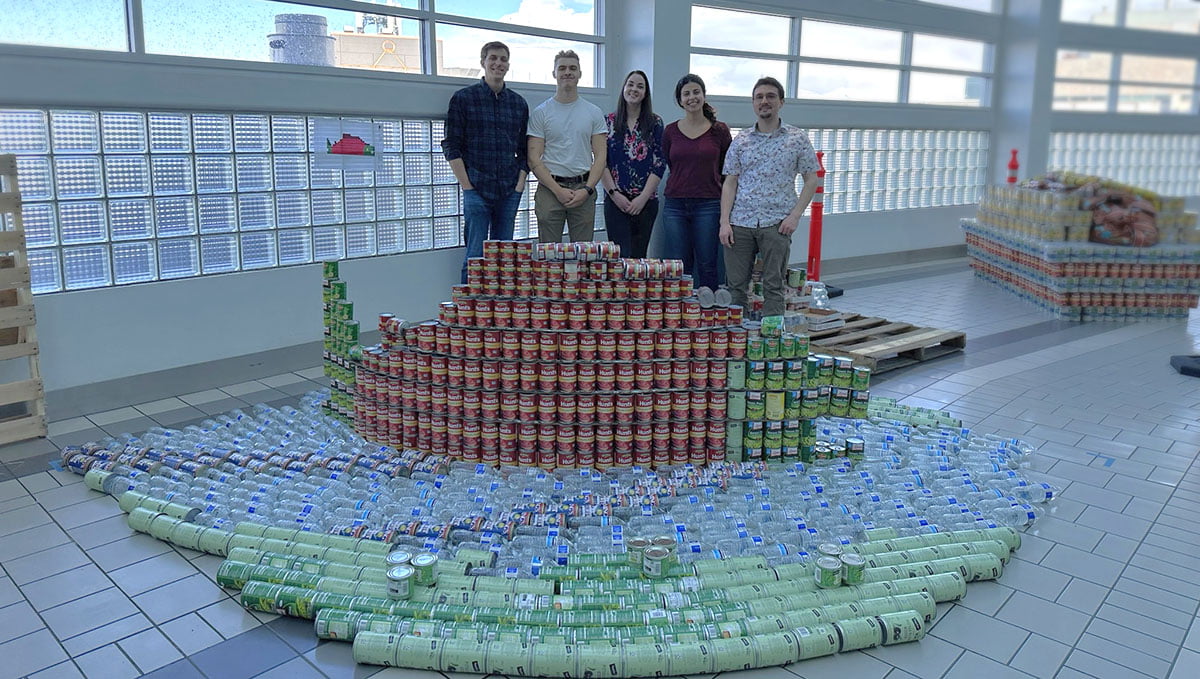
xmin=1049 ymin=132 xmax=1200 ymax=197
xmin=0 ymin=109 xmax=542 ymax=293
xmin=805 ymin=129 xmax=990 ymax=213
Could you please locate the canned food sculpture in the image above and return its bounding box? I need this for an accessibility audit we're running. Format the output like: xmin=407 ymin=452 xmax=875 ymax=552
xmin=352 ymin=241 xmax=747 ymax=469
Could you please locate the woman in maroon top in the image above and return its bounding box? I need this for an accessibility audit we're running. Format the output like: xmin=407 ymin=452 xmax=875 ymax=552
xmin=661 ymin=73 xmax=732 ymax=290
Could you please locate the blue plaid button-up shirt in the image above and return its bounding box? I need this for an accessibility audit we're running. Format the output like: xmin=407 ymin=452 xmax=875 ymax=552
xmin=441 ymin=79 xmax=530 ymax=202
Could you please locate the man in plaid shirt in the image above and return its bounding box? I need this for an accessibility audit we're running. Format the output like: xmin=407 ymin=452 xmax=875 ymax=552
xmin=442 ymin=41 xmax=530 ymax=283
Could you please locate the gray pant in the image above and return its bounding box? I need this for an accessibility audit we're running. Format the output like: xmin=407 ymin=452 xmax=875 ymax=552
xmin=725 ymin=223 xmax=792 ymax=317
xmin=535 ymin=181 xmax=596 ymax=243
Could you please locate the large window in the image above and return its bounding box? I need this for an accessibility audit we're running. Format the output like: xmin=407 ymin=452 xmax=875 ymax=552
xmin=690 ymin=7 xmax=993 ymax=106
xmin=1054 ymin=49 xmax=1199 ymax=114
xmin=1049 ymin=132 xmax=1200 ymax=197
xmin=0 ymin=108 xmax=548 ymax=294
xmin=1062 ymin=0 xmax=1200 ymax=34
xmin=1 ymin=0 xmax=604 ymax=87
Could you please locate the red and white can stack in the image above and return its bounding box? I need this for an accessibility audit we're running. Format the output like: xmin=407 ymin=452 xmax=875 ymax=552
xmin=353 ymin=240 xmax=745 ymax=470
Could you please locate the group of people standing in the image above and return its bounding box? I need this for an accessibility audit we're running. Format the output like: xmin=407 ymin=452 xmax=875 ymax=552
xmin=441 ymin=42 xmax=819 ymax=316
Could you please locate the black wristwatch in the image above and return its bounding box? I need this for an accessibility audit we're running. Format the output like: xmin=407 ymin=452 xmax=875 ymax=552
xmin=585 ymin=185 xmax=596 ymax=196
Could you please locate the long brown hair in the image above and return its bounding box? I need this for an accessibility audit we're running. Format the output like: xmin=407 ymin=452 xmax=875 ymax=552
xmin=614 ymin=70 xmax=655 ymax=141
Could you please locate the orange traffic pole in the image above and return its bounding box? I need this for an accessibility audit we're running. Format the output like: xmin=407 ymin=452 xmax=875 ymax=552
xmin=807 ymin=151 xmax=826 ymax=281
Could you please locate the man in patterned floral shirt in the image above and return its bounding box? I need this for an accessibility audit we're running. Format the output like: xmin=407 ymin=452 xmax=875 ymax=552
xmin=719 ymin=76 xmax=820 ymax=317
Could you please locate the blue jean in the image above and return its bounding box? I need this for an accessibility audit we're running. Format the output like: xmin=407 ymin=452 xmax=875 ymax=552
xmin=661 ymin=197 xmax=724 ymax=289
xmin=461 ymin=189 xmax=522 ymax=283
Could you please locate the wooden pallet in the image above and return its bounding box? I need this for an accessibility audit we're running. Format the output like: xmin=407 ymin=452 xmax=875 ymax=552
xmin=809 ymin=313 xmax=966 ymax=374
xmin=0 ymin=154 xmax=46 ymax=445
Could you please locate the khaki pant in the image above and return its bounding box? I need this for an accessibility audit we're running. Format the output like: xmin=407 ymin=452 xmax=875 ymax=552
xmin=724 ymin=223 xmax=792 ymax=317
xmin=535 ymin=181 xmax=596 ymax=243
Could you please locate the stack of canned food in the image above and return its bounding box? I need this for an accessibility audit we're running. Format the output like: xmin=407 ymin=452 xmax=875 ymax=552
xmin=352 ymin=240 xmax=748 ymax=470
xmin=726 ymin=326 xmax=872 ymax=463
xmin=322 ymin=260 xmax=360 ymax=425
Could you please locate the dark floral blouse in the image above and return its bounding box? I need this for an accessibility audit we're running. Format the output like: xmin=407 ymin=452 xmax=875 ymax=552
xmin=605 ymin=112 xmax=666 ymax=198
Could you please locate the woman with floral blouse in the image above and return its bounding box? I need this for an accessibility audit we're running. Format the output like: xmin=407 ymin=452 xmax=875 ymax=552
xmin=600 ymin=70 xmax=665 ymax=258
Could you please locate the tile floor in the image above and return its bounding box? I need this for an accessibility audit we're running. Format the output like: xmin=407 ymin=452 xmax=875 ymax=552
xmin=2 ymin=259 xmax=1199 ymax=678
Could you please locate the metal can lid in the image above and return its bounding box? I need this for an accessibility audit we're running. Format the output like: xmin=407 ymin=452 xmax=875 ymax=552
xmin=411 ymin=553 xmax=438 ymax=567
xmin=651 ymin=535 xmax=677 ymax=548
xmin=386 ymin=550 xmax=413 ymax=566
xmin=816 ymin=557 xmax=843 ymax=570
xmin=387 ymin=565 xmax=415 ymax=580
xmin=840 ymin=554 xmax=866 ymax=567
xmin=643 ymin=546 xmax=670 ymax=560
xmin=817 ymin=543 xmax=843 ymax=557
xmin=627 ymin=537 xmax=651 ymax=549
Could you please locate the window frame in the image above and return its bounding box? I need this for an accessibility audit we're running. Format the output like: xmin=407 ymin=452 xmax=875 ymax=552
xmin=689 ymin=4 xmax=995 ymax=108
xmin=1053 ymin=47 xmax=1200 ymax=115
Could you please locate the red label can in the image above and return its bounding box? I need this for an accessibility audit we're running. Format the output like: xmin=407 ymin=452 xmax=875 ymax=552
xmin=655 ymin=331 xmax=674 ymax=359
xmin=519 ymin=361 xmax=538 ymax=391
xmin=538 ymin=362 xmax=558 ymax=392
xmin=674 ymin=331 xmax=693 ymax=359
xmin=501 ymin=330 xmax=521 ymax=360
xmin=653 ymin=392 xmax=672 ymax=420
xmin=448 ymin=388 xmax=465 ymax=418
xmin=663 ymin=301 xmax=682 ymax=329
xmin=537 ymin=424 xmax=556 ymax=454
xmin=548 ymin=301 xmax=568 ymax=330
xmin=616 ymin=332 xmax=636 ymax=361
xmin=474 ymin=299 xmax=494 ymax=327
xmin=596 ymin=363 xmax=616 ymax=392
xmin=708 ymin=360 xmax=727 ymax=389
xmin=691 ymin=331 xmax=710 ymax=358
xmin=634 ymin=332 xmax=655 ymax=360
xmin=671 ymin=361 xmax=690 ymax=390
xmin=519 ymin=392 xmax=538 ymax=422
xmin=481 ymin=392 xmax=500 ymax=419
xmin=728 ymin=328 xmax=747 ymax=358
xmin=577 ymin=333 xmax=598 ymax=361
xmin=500 ymin=361 xmax=520 ymax=391
xmin=558 ymin=333 xmax=579 ymax=362
xmin=500 ymin=392 xmax=519 ymax=420
xmin=430 ymin=355 xmax=450 ymax=386
xmin=607 ymin=302 xmax=627 ymax=331
xmin=595 ymin=393 xmax=616 ymax=423
xmin=557 ymin=393 xmax=577 ymax=423
xmin=598 ymin=334 xmax=617 ymax=361
xmin=615 ymin=363 xmax=636 ymax=391
xmin=482 ymin=330 xmax=502 ymax=359
xmin=462 ymin=390 xmax=481 ymax=419
xmin=456 ymin=298 xmax=476 ymax=327
xmin=492 ymin=299 xmax=512 ymax=328
xmin=635 ymin=362 xmax=654 ymax=391
xmin=558 ymin=363 xmax=578 ymax=393
xmin=539 ymin=332 xmax=558 ymax=361
xmin=529 ymin=300 xmax=549 ymax=329
xmin=521 ymin=331 xmax=540 ymax=361
xmin=690 ymin=360 xmax=709 ymax=389
xmin=568 ymin=302 xmax=589 ymax=331
xmin=615 ymin=394 xmax=635 ymax=423
xmin=481 ymin=361 xmax=500 ymax=391
xmin=576 ymin=363 xmax=596 ymax=392
xmin=588 ymin=302 xmax=607 ymax=331
xmin=709 ymin=328 xmax=729 ymax=358
xmin=463 ymin=328 xmax=483 ymax=359
xmin=538 ymin=393 xmax=557 ymax=420
xmin=672 ymin=391 xmax=690 ymax=420
xmin=690 ymin=390 xmax=707 ymax=420
xmin=634 ymin=392 xmax=654 ymax=422
xmin=576 ymin=393 xmax=596 ymax=424
xmin=510 ymin=299 xmax=530 ymax=329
